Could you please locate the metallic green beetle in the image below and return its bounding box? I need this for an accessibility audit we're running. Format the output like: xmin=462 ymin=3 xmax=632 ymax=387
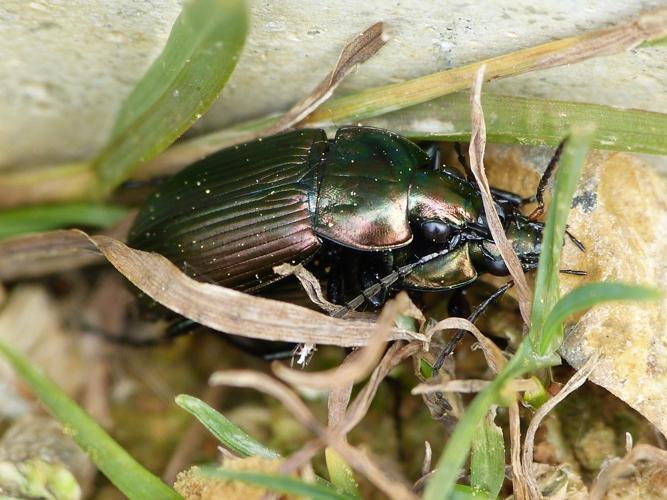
xmin=128 ymin=126 xmax=545 ymax=320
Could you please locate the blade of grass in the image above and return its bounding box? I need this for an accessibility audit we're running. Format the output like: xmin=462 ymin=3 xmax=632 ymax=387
xmin=528 ymin=123 xmax=596 ymax=357
xmin=425 ymin=121 xmax=596 ymax=498
xmin=0 ymin=340 xmax=179 ymax=499
xmin=470 ymin=409 xmax=505 ymax=498
xmin=175 ymin=395 xmax=279 ymax=459
xmin=142 ymin=94 xmax=667 ymax=183
xmin=450 ymin=484 xmax=490 ymax=499
xmin=363 ymin=93 xmax=667 ymax=155
xmin=303 ymin=7 xmax=667 ymax=125
xmin=3 ymin=94 xmax=664 ymax=210
xmin=423 ymin=342 xmax=538 ymax=500
xmin=199 ymin=466 xmax=358 ymax=500
xmin=541 ymin=283 xmax=662 ymax=346
xmin=325 ymin=448 xmax=360 ymax=498
xmin=0 ymin=203 xmax=128 ymax=240
xmin=93 ymin=0 xmax=247 ymax=193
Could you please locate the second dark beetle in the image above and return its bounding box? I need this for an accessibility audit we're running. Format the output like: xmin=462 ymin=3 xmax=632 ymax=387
xmin=128 ymin=127 xmax=543 ymax=330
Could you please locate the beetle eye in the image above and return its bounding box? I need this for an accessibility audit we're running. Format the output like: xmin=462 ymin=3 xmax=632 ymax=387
xmin=421 ymin=221 xmax=453 ymax=244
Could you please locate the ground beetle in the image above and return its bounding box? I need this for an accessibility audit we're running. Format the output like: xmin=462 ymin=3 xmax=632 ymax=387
xmin=127 ymin=127 xmax=579 ymax=360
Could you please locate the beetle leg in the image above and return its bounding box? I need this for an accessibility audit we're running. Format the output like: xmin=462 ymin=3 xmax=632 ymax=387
xmin=332 ymin=248 xmax=454 ymax=318
xmin=84 ymin=317 xmax=197 ymax=347
xmin=528 ymin=139 xmax=567 ymax=221
xmin=489 ymin=187 xmax=524 ymax=207
xmin=118 ymin=176 xmax=169 ymax=190
xmin=325 ymin=246 xmax=346 ymax=305
xmin=559 ymin=269 xmax=587 ymax=276
xmin=432 ymin=280 xmax=514 ymax=372
xmin=420 ymin=141 xmax=442 ymax=170
xmin=454 ymin=142 xmax=474 ymax=180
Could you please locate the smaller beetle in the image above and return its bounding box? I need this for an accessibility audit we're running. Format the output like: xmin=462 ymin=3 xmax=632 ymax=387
xmin=127 ymin=127 xmax=578 ymax=358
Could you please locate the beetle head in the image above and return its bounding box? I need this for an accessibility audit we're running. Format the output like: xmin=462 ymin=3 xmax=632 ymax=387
xmin=469 ymin=213 xmax=543 ymax=276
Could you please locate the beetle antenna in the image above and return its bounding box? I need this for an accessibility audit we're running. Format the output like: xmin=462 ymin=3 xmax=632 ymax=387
xmin=432 ymin=280 xmax=514 ymax=372
xmin=332 ymin=247 xmax=454 ymax=318
xmin=565 ymin=227 xmax=586 ymax=252
xmin=528 ymin=138 xmax=567 ymax=221
xmin=454 ymin=142 xmax=474 ymax=180
xmin=559 ymin=269 xmax=587 ymax=276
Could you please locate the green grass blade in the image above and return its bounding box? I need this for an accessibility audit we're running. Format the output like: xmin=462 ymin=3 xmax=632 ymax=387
xmin=451 ymin=484 xmax=491 ymax=499
xmin=325 ymin=448 xmax=360 ymax=497
xmin=93 ymin=0 xmax=247 ymax=192
xmin=175 ymin=395 xmax=279 ymax=459
xmin=303 ymin=12 xmax=664 ymax=127
xmin=136 ymin=94 xmax=666 ymax=186
xmin=423 ymin=344 xmax=536 ymax=500
xmin=528 ymin=123 xmax=595 ymax=357
xmin=364 ymin=93 xmax=667 ymax=155
xmin=542 ymin=283 xmax=662 ymax=345
xmin=0 ymin=203 xmax=128 ymax=240
xmin=470 ymin=410 xmax=505 ymax=499
xmin=0 ymin=340 xmax=179 ymax=499
xmin=199 ymin=466 xmax=357 ymax=500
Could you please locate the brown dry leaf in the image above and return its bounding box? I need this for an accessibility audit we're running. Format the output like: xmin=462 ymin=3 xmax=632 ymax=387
xmin=61 ymin=233 xmax=422 ymax=347
xmin=510 ymin=401 xmax=528 ymax=500
xmin=332 ymin=438 xmax=417 ymax=500
xmin=337 ymin=341 xmax=419 ymax=436
xmin=590 ymin=444 xmax=667 ymax=500
xmin=277 ymin=439 xmax=324 ymax=477
xmin=209 ymin=369 xmax=417 ymax=500
xmin=0 ymin=213 xmax=133 ymax=281
xmin=271 ymin=293 xmax=411 ymax=389
xmin=0 ymin=229 xmax=100 ymax=281
xmin=209 ymin=370 xmax=323 ymax=436
xmin=261 ymin=22 xmax=386 ymax=136
xmin=412 ymin=378 xmax=538 ymax=395
xmin=522 ymin=355 xmax=599 ymax=498
xmin=273 ymin=263 xmax=342 ymax=316
xmin=468 ymin=66 xmax=532 ymax=324
xmin=327 ymin=356 xmax=356 ymax=427
xmin=425 ymin=316 xmax=506 ymax=374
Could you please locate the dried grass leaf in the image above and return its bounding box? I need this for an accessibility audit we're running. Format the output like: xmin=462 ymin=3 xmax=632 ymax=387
xmin=209 ymin=369 xmax=416 ymax=500
xmin=425 ymin=316 xmax=505 ymax=373
xmin=412 ymin=378 xmax=538 ymax=395
xmin=522 ymin=354 xmax=600 ymax=499
xmin=589 ymin=443 xmax=667 ymax=500
xmin=332 ymin=438 xmax=417 ymax=500
xmin=261 ymin=22 xmax=386 ymax=136
xmin=273 ymin=263 xmax=342 ymax=316
xmin=63 ymin=233 xmax=422 ymax=347
xmin=271 ymin=293 xmax=411 ymax=389
xmin=468 ymin=66 xmax=532 ymax=324
xmin=337 ymin=342 xmax=420 ymax=437
xmin=209 ymin=371 xmax=322 ymax=436
xmin=510 ymin=401 xmax=528 ymax=500
xmin=0 ymin=230 xmax=100 ymax=281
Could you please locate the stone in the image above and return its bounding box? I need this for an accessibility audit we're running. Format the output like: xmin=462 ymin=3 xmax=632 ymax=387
xmin=485 ymin=145 xmax=667 ymax=437
xmin=1 ymin=1 xmax=665 ymax=168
